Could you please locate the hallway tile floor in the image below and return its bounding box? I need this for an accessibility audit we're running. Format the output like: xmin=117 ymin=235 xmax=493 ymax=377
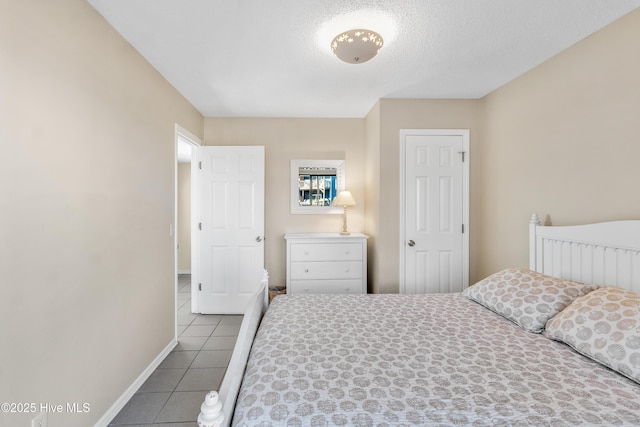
xmin=108 ymin=275 xmax=241 ymax=426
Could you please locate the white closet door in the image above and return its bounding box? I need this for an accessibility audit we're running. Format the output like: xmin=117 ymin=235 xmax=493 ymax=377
xmin=401 ymin=130 xmax=469 ymax=293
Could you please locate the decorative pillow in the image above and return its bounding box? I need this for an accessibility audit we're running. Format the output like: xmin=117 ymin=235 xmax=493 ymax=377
xmin=544 ymin=287 xmax=640 ymax=384
xmin=462 ymin=268 xmax=598 ymax=333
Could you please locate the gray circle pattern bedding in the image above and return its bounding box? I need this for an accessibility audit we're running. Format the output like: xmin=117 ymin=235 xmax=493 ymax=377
xmin=233 ymin=294 xmax=640 ymax=426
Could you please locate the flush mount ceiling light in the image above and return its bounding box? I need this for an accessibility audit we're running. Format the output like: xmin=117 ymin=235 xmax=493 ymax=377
xmin=331 ymin=29 xmax=384 ymax=64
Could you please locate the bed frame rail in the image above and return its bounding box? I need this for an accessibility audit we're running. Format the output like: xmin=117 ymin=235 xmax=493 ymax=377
xmin=197 ymin=269 xmax=269 ymax=427
xmin=529 ymin=214 xmax=640 ymax=292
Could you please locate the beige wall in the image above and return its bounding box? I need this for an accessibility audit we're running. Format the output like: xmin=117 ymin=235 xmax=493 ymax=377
xmin=0 ymin=1 xmax=203 ymax=426
xmin=178 ymin=163 xmax=192 ymax=272
xmin=204 ymin=118 xmax=365 ymax=287
xmin=370 ymin=99 xmax=482 ymax=293
xmin=476 ymin=7 xmax=640 ymax=280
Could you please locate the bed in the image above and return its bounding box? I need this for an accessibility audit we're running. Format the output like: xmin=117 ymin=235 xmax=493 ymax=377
xmin=198 ymin=214 xmax=640 ymax=426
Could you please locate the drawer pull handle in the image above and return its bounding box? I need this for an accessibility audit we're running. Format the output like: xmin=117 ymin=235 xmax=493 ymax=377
xmin=345 ymin=287 xmax=350 ymax=291
xmin=304 ymin=251 xmax=309 ymax=255
xmin=345 ymin=268 xmax=350 ymax=272
xmin=304 ymin=268 xmax=309 ymax=273
xmin=345 ymin=250 xmax=350 ymax=254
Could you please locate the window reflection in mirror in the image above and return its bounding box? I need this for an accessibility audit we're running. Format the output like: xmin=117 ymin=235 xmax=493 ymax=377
xmin=290 ymin=159 xmax=344 ymax=214
xmin=298 ymin=167 xmax=337 ymax=207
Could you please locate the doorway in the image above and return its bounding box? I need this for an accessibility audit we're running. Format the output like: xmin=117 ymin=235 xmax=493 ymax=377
xmin=175 ymin=125 xmax=202 ymax=336
xmin=399 ymin=129 xmax=469 ymax=293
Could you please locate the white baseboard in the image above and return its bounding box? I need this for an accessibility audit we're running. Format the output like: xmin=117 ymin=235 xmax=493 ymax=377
xmin=94 ymin=338 xmax=177 ymax=427
xmin=177 ymin=269 xmax=191 ymax=275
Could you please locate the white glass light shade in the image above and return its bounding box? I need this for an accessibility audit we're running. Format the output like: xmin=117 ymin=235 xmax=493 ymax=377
xmin=331 ymin=29 xmax=383 ymax=64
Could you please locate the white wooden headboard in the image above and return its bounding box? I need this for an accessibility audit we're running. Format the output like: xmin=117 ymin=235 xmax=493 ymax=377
xmin=529 ymin=214 xmax=640 ymax=293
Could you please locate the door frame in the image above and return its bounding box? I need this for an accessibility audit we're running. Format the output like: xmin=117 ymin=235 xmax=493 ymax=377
xmin=174 ymin=124 xmax=202 ymax=332
xmin=399 ymin=129 xmax=470 ymax=293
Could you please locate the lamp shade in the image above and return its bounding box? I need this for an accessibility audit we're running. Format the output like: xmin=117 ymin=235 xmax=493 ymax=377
xmin=332 ymin=190 xmax=356 ymax=207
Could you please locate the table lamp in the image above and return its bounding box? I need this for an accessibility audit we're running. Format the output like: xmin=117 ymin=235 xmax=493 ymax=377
xmin=332 ymin=190 xmax=356 ymax=235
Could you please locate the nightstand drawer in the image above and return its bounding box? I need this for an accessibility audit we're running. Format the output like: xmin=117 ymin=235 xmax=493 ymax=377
xmin=289 ymin=280 xmax=363 ymax=294
xmin=290 ymin=243 xmax=362 ymax=262
xmin=290 ymin=261 xmax=362 ymax=280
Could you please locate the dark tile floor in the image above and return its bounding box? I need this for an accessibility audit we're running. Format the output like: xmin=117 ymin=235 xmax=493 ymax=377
xmin=108 ymin=275 xmax=241 ymax=426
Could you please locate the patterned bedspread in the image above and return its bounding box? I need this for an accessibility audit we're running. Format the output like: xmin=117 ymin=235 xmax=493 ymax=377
xmin=232 ymin=294 xmax=640 ymax=426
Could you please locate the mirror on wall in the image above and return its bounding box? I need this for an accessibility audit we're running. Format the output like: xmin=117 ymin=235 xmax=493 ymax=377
xmin=290 ymin=159 xmax=345 ymax=214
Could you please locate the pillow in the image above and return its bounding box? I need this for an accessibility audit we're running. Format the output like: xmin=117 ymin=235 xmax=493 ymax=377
xmin=544 ymin=286 xmax=640 ymax=384
xmin=462 ymin=268 xmax=598 ymax=333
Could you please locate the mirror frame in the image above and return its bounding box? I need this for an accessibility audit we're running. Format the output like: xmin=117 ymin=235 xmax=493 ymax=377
xmin=290 ymin=159 xmax=345 ymax=214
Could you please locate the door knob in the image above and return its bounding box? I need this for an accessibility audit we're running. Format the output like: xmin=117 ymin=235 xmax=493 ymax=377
xmin=256 ymin=236 xmax=263 ymax=242
xmin=408 ymin=240 xmax=415 ymax=247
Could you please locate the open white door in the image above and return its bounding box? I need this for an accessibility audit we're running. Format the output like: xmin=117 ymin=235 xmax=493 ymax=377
xmin=192 ymin=146 xmax=265 ymax=314
xmin=400 ymin=130 xmax=469 ymax=293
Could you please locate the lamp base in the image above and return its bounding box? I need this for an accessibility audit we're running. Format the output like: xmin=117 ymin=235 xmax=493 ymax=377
xmin=339 ymin=206 xmax=352 ymax=235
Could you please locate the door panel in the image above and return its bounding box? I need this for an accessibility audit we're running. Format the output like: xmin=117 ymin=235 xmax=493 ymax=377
xmin=401 ymin=130 xmax=469 ymax=294
xmin=194 ymin=146 xmax=265 ymax=314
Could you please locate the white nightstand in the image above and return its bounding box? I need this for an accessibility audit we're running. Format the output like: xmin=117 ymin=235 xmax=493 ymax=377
xmin=284 ymin=233 xmax=369 ymax=294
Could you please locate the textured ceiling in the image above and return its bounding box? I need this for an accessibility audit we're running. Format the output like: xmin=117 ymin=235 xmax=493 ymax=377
xmin=87 ymin=0 xmax=640 ymax=118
